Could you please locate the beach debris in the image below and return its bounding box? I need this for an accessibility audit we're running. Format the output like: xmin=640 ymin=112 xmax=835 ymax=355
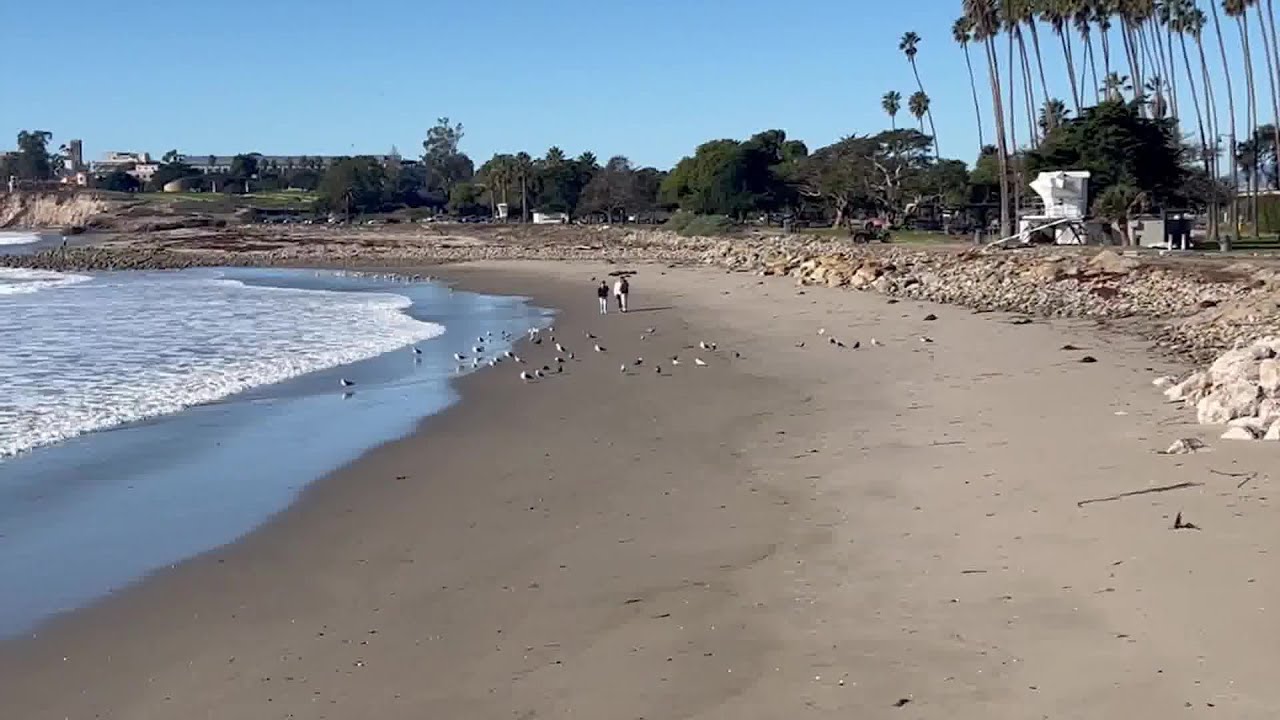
xmin=594 ymin=344 xmax=606 ymax=353
xmin=1075 ymin=481 xmax=1203 ymax=508
xmin=339 ymin=378 xmax=355 ymax=387
xmin=1009 ymin=317 xmax=1033 ymax=325
xmin=1160 ymin=438 xmax=1206 ymax=455
xmin=1173 ymin=511 xmax=1200 ymax=530
xmin=923 ymin=313 xmax=938 ymax=321
xmin=520 ymin=371 xmax=534 ymax=382
xmin=695 ymin=358 xmax=708 ymax=367
xmin=1152 ymin=375 xmax=1177 ymax=389
xmin=1079 ymin=355 xmax=1098 ymax=363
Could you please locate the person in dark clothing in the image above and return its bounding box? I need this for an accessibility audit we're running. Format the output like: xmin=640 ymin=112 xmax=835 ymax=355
xmin=618 ymin=277 xmax=630 ymax=312
xmin=597 ymin=281 xmax=609 ymax=314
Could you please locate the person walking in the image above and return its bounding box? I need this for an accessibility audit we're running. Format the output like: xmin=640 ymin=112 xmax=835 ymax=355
xmin=618 ymin=276 xmax=630 ymax=313
xmin=597 ymin=281 xmax=609 ymax=314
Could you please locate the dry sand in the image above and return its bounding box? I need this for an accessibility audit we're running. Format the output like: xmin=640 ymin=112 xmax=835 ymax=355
xmin=3 ymin=260 xmax=1279 ymax=719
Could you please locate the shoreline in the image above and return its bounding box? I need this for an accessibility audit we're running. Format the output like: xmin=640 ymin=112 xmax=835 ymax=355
xmin=5 ymin=260 xmax=1280 ymax=717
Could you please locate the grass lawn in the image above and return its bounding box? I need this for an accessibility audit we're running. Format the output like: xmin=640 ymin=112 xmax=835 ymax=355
xmin=131 ymin=190 xmax=319 ymax=211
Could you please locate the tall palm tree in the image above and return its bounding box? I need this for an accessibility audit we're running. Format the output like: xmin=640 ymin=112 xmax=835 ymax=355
xmin=953 ymin=17 xmax=988 ymax=147
xmin=1145 ymin=74 xmax=1169 ymax=117
xmin=899 ymin=31 xmax=941 ymax=155
xmin=514 ymin=152 xmax=534 ymax=222
xmin=882 ymin=90 xmax=903 ymax=129
xmin=1102 ymin=71 xmax=1133 ymax=101
xmin=1170 ymin=1 xmax=1212 ymax=174
xmin=1095 ymin=1 xmax=1115 ymax=79
xmin=1018 ymin=0 xmax=1052 ymax=106
xmin=1075 ymin=4 xmax=1102 ymax=102
xmin=1225 ymin=0 xmax=1259 ymax=239
xmin=966 ymin=0 xmax=1012 ymax=237
xmin=1039 ymin=97 xmax=1071 ymax=134
xmin=1210 ymin=0 xmax=1240 ymax=248
xmin=908 ymin=91 xmax=931 ymax=132
xmin=1002 ymin=0 xmax=1040 ymax=146
xmin=1045 ymin=0 xmax=1083 ymax=111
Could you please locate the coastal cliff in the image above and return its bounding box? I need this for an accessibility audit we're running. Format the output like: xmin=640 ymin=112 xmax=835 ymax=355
xmin=0 ymin=191 xmax=110 ymax=229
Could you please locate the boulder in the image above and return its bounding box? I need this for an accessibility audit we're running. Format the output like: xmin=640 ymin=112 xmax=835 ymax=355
xmin=1162 ymin=437 xmax=1206 ymax=454
xmin=1195 ymin=379 xmax=1260 ymax=424
xmin=1260 ymin=358 xmax=1280 ymax=397
xmin=1221 ymin=425 xmax=1260 ymax=440
xmin=1164 ymin=371 xmax=1210 ymax=404
xmin=1086 ymin=249 xmax=1141 ymax=275
xmin=1266 ymin=420 xmax=1280 ymax=441
xmin=1207 ymin=346 xmax=1261 ymax=385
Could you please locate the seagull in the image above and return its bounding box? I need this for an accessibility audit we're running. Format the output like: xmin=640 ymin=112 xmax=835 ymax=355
xmin=472 ymin=346 xmax=484 ymax=354
xmin=620 ymin=364 xmax=628 ymax=374
xmin=411 ymin=347 xmax=422 ymax=355
xmin=655 ymin=365 xmax=662 ymax=375
xmin=520 ymin=370 xmax=534 ymax=382
xmin=694 ymin=358 xmax=708 ymax=367
xmin=504 ymin=350 xmax=515 ymax=358
xmin=453 ymin=353 xmax=466 ymax=362
xmin=568 ymin=352 xmax=575 ymax=360
xmin=671 ymin=357 xmax=681 ymax=366
xmin=818 ymin=328 xmax=826 ymax=336
xmin=594 ymin=344 xmax=606 ymax=353
xmin=533 ymin=337 xmax=542 ymax=345
xmin=634 ymin=357 xmax=644 ymax=366
xmin=556 ymin=343 xmax=566 ymax=353
xmin=645 ymin=327 xmax=656 ymax=334
xmin=586 ymin=331 xmax=597 ymax=339
xmin=871 ymin=338 xmax=882 ymax=346
xmin=556 ymin=356 xmax=565 ymax=364
xmin=339 ymin=378 xmax=355 ymax=387
xmin=535 ymin=368 xmax=545 ymax=378
xmin=919 ymin=336 xmax=934 ymax=343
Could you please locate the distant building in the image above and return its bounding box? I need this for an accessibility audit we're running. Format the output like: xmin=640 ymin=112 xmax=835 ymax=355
xmin=532 ymin=211 xmax=569 ymax=224
xmin=90 ymin=151 xmax=153 ymax=178
xmin=62 ymin=139 xmax=84 ymax=173
xmin=178 ymin=154 xmax=396 ymax=174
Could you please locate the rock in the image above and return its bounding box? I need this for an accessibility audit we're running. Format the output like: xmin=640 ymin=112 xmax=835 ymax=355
xmin=1079 ymin=355 xmax=1098 ymax=363
xmin=1196 ymin=379 xmax=1261 ymax=424
xmin=1265 ymin=419 xmax=1280 ymax=441
xmin=1260 ymin=358 xmax=1280 ymax=397
xmin=1221 ymin=425 xmax=1259 ymax=440
xmin=1259 ymin=398 xmax=1280 ymax=425
xmin=1086 ymin=249 xmax=1141 ymax=275
xmin=1227 ymin=416 xmax=1268 ymax=436
xmin=1152 ymin=375 xmax=1178 ymax=389
xmin=1163 ymin=438 xmax=1206 ymax=454
xmin=1165 ymin=371 xmax=1210 ymax=404
xmin=923 ymin=313 xmax=938 ymax=321
xmin=1207 ymin=346 xmax=1261 ymax=385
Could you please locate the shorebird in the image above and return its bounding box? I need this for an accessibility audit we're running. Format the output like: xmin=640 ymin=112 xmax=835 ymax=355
xmin=634 ymin=357 xmax=643 ymax=366
xmin=514 ymin=354 xmax=525 ymax=363
xmin=594 ymin=344 xmax=606 ymax=353
xmin=472 ymin=346 xmax=485 ymax=354
xmin=871 ymin=338 xmax=882 ymax=346
xmin=504 ymin=350 xmax=515 ymax=358
xmin=655 ymin=365 xmax=662 ymax=375
xmin=699 ymin=341 xmax=717 ymax=351
xmin=535 ymin=368 xmax=545 ymax=378
xmin=671 ymin=356 xmax=681 ymax=366
xmin=694 ymin=358 xmax=708 ymax=367
xmin=586 ymin=331 xmax=597 ymax=339
xmin=339 ymin=378 xmax=355 ymax=387
xmin=619 ymin=364 xmax=628 ymax=374
xmin=488 ymin=358 xmax=498 ymax=367
xmin=555 ymin=343 xmax=566 ymax=353
xmin=412 ymin=346 xmax=422 ymax=355
xmin=556 ymin=356 xmax=565 ymax=364
xmin=532 ymin=337 xmax=542 ymax=345
xmin=541 ymin=365 xmax=551 ymax=372
xmin=477 ymin=336 xmax=485 ymax=344
xmin=645 ymin=327 xmax=656 ymax=334
xmin=453 ymin=353 xmax=466 ymax=362
xmin=557 ymin=364 xmax=564 ymax=373
xmin=640 ymin=335 xmax=647 ymax=341
xmin=919 ymin=336 xmax=934 ymax=343
xmin=520 ymin=370 xmax=534 ymax=382
xmin=568 ymin=352 xmax=575 ymax=360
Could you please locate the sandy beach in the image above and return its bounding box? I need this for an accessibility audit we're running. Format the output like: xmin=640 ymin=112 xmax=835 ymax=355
xmin=3 ymin=259 xmax=1279 ymax=719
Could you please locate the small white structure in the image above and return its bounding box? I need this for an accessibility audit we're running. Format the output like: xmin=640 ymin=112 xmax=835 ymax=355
xmin=495 ymin=202 xmax=509 ymax=221
xmin=532 ymin=211 xmax=568 ymax=224
xmin=1018 ymin=170 xmax=1091 ymax=245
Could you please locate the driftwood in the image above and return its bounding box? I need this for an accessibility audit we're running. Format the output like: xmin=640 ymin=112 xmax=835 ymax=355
xmin=1076 ymin=481 xmax=1203 ymax=508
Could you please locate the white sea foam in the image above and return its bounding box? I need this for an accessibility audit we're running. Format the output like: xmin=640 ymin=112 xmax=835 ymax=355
xmin=0 ymin=271 xmax=443 ymax=458
xmin=0 ymin=231 xmax=41 ymax=246
xmin=0 ymin=267 xmax=92 ymax=295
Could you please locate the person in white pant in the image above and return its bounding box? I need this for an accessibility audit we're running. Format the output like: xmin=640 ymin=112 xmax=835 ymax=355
xmin=614 ymin=276 xmax=630 ymax=312
xmin=597 ymin=281 xmax=609 ymax=314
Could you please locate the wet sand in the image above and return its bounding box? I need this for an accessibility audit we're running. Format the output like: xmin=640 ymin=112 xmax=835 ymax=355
xmin=3 ymin=260 xmax=1280 ymax=719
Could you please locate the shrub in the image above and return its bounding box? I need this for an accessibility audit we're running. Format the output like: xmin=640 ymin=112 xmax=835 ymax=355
xmin=677 ymin=214 xmax=736 ymax=237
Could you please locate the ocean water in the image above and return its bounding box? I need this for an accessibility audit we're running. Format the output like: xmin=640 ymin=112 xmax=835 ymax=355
xmin=0 ymin=231 xmax=42 ymax=246
xmin=0 ymin=267 xmax=552 ymax=636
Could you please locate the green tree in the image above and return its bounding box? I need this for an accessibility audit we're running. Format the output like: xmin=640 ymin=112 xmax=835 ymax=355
xmin=447 ymin=182 xmax=488 ymax=217
xmin=230 ymin=153 xmax=261 ymax=181
xmin=421 ymin=117 xmax=474 ymax=200
xmin=514 ymin=151 xmax=534 ymax=221
xmin=97 ymin=169 xmax=141 ymax=193
xmin=12 ymin=130 xmax=55 ymax=180
xmin=1093 ymin=183 xmax=1147 ymax=245
xmin=162 ymin=149 xmax=180 ymax=165
xmin=1039 ymin=98 xmax=1070 ymax=135
xmin=578 ymin=155 xmax=640 ymax=221
xmin=319 ymin=157 xmax=389 ymax=216
xmin=882 ymin=91 xmax=902 ymax=129
xmin=908 ymin=91 xmax=931 ymax=133
xmin=148 ymin=161 xmax=200 ymax=191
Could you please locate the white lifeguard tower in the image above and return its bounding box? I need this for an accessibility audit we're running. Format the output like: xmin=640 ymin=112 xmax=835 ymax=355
xmin=1017 ymin=170 xmax=1091 ymax=245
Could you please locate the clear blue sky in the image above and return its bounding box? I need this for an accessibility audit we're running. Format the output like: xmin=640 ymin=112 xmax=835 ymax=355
xmin=1 ymin=0 xmax=1262 ymax=169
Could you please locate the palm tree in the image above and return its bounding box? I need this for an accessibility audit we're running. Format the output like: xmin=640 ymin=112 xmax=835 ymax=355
xmin=899 ymin=31 xmax=941 ymax=155
xmin=954 ymin=18 xmax=988 ymax=148
xmin=1016 ymin=0 xmax=1052 ymax=109
xmin=1039 ymin=97 xmax=1071 ymax=134
xmin=545 ymin=146 xmax=567 ymax=166
xmin=1095 ymin=1 xmax=1115 ymax=79
xmin=882 ymin=91 xmax=903 ymax=129
xmin=1002 ymin=0 xmax=1039 ymax=146
xmin=1101 ymin=71 xmax=1133 ymax=101
xmin=1044 ymin=0 xmax=1083 ymax=112
xmin=1210 ymin=0 xmax=1240 ymax=248
xmin=1169 ymin=1 xmax=1213 ymax=175
xmin=908 ymin=91 xmax=931 ymax=132
xmin=1225 ymin=0 xmax=1259 ymax=240
xmin=514 ymin=152 xmax=534 ymax=222
xmin=1075 ymin=4 xmax=1102 ymax=103
xmin=966 ymin=0 xmax=1012 ymax=237
xmin=1145 ymin=74 xmax=1169 ymax=117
